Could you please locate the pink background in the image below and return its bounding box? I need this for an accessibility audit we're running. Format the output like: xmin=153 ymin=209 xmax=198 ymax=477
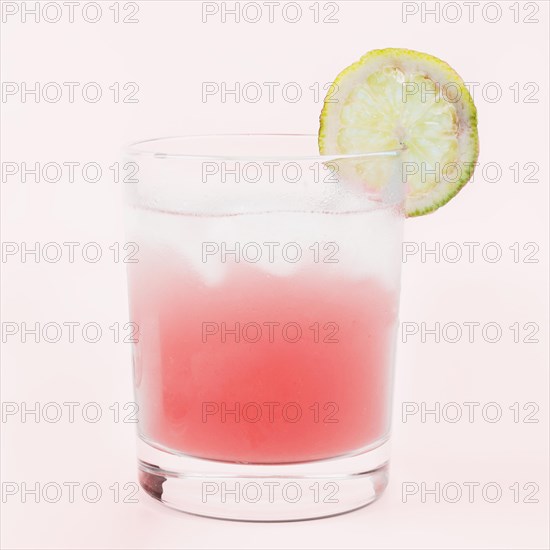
xmin=1 ymin=1 xmax=548 ymax=548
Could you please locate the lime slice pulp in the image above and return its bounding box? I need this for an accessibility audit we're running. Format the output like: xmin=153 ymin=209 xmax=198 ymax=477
xmin=319 ymin=48 xmax=479 ymax=216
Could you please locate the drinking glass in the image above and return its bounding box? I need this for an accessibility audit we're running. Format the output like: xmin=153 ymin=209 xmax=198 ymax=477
xmin=123 ymin=134 xmax=404 ymax=520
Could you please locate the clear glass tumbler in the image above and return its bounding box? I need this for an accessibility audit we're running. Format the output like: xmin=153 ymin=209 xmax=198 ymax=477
xmin=123 ymin=135 xmax=404 ymax=520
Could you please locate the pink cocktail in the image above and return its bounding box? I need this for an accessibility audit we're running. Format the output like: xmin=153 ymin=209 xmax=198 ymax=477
xmin=124 ymin=135 xmax=404 ymax=520
xmin=129 ymin=253 xmax=398 ymax=464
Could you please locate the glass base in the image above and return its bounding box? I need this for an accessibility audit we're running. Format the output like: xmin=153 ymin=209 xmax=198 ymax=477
xmin=137 ymin=438 xmax=390 ymax=521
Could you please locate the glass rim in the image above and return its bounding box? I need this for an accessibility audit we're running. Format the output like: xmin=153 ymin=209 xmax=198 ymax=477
xmin=124 ymin=133 xmax=404 ymax=161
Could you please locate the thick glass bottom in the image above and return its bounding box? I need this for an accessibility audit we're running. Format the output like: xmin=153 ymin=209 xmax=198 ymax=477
xmin=137 ymin=437 xmax=390 ymax=521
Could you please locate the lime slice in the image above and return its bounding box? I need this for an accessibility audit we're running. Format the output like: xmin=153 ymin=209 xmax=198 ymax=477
xmin=319 ymin=48 xmax=479 ymax=216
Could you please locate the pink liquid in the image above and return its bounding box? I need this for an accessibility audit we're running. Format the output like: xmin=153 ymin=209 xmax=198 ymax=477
xmin=129 ymin=256 xmax=398 ymax=464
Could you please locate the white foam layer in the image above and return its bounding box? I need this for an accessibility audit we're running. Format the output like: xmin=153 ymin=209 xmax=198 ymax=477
xmin=126 ymin=207 xmax=403 ymax=289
